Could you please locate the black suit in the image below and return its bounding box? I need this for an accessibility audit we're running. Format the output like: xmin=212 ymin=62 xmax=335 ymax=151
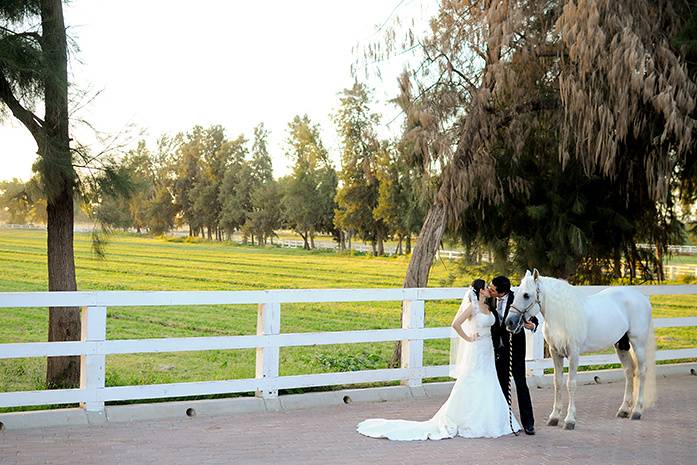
xmin=488 ymin=291 xmax=536 ymax=431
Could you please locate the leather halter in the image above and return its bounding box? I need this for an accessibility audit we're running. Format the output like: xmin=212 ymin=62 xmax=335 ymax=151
xmin=507 ymin=281 xmax=542 ymax=332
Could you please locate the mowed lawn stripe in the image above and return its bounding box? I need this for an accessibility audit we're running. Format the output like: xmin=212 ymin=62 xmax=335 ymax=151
xmin=1 ymin=238 xmax=412 ymax=283
xmin=0 ymin=249 xmax=396 ymax=290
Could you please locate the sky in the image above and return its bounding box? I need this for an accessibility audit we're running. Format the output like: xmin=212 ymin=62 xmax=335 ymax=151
xmin=0 ymin=0 xmax=436 ymax=181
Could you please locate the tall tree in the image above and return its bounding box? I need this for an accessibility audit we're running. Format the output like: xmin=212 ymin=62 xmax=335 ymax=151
xmin=191 ymin=125 xmax=228 ymax=240
xmin=245 ymin=180 xmax=282 ymax=245
xmin=333 ymin=83 xmax=387 ymax=255
xmin=283 ymin=115 xmax=335 ymax=249
xmin=173 ymin=127 xmax=205 ymax=236
xmin=249 ymin=123 xmax=273 ymax=184
xmin=374 ymin=142 xmax=426 ymax=255
xmin=0 ymin=0 xmax=82 ymax=387
xmin=218 ymin=135 xmax=250 ymax=238
xmin=243 ymin=123 xmax=281 ymax=244
xmin=362 ymin=0 xmax=697 ymax=286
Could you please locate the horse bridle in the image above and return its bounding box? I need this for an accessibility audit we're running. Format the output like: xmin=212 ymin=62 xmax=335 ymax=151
xmin=507 ymin=281 xmax=542 ymax=332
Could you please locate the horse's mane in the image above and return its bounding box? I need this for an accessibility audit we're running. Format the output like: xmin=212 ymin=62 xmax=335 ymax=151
xmin=538 ymin=276 xmax=588 ymax=349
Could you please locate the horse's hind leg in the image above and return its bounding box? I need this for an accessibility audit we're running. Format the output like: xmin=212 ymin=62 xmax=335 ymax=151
xmin=547 ymin=349 xmax=564 ymax=427
xmin=563 ymin=350 xmax=579 ymax=430
xmin=629 ymin=336 xmax=648 ymax=420
xmin=614 ymin=335 xmax=634 ymax=418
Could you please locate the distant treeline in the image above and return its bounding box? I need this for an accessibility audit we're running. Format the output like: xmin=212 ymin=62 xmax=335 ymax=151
xmin=1 ymin=84 xmax=428 ymax=256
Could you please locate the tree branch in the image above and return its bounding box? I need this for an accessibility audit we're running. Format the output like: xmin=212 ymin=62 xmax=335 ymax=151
xmin=0 ymin=67 xmax=44 ymax=145
xmin=0 ymin=25 xmax=42 ymax=44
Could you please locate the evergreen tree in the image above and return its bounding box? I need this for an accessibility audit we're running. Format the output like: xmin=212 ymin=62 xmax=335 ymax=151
xmin=333 ymin=83 xmax=387 ymax=255
xmin=282 ymin=115 xmax=336 ymax=249
xmin=218 ymin=135 xmax=250 ymax=237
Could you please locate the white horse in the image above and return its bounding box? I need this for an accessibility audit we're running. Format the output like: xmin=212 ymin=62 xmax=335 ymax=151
xmin=505 ymin=269 xmax=656 ymax=430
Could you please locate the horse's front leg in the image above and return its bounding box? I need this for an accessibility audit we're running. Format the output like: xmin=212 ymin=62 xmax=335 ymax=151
xmin=563 ymin=350 xmax=579 ymax=430
xmin=547 ymin=348 xmax=564 ymax=427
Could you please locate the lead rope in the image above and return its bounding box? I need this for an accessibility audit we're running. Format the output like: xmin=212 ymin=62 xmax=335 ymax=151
xmin=508 ymin=331 xmax=519 ymax=436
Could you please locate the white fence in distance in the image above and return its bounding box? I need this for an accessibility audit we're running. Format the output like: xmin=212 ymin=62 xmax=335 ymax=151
xmin=1 ymin=285 xmax=696 ymax=414
xmin=637 ymin=243 xmax=697 ymax=256
xmin=5 ymin=225 xmax=697 ymax=262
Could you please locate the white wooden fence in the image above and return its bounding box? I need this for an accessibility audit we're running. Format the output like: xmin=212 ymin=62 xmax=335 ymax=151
xmin=663 ymin=265 xmax=697 ymax=280
xmin=279 ymin=239 xmax=467 ymax=258
xmin=1 ymin=286 xmax=696 ymax=414
xmin=637 ymin=243 xmax=697 ymax=255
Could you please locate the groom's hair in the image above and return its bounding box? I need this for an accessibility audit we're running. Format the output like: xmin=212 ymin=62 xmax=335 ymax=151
xmin=491 ymin=275 xmax=511 ymax=294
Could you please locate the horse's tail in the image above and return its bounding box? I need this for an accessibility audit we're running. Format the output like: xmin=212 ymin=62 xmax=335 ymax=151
xmin=644 ymin=320 xmax=657 ymax=408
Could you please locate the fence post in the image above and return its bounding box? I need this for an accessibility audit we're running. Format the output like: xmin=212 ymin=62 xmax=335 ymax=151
xmin=256 ymin=302 xmax=281 ymax=398
xmin=526 ymin=318 xmax=545 ymax=381
xmin=80 ymin=306 xmax=106 ymax=413
xmin=401 ymin=299 xmax=425 ymax=387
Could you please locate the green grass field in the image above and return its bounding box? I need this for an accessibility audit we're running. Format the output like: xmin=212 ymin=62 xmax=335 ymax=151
xmin=0 ymin=229 xmax=695 ymax=407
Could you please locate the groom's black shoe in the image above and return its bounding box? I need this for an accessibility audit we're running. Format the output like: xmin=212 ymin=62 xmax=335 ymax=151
xmin=524 ymin=426 xmax=535 ymax=435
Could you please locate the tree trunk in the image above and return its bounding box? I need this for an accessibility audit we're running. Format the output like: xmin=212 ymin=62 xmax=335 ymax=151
xmin=389 ymin=202 xmax=447 ymax=367
xmin=42 ymin=0 xmax=80 ymax=389
xmin=628 ymin=244 xmax=637 ymax=283
xmin=377 ymin=234 xmax=384 ymax=256
xmin=403 ymin=203 xmax=446 ymax=287
xmin=396 ymin=235 xmax=403 ymax=255
xmin=405 ymin=235 xmax=411 ymax=254
xmin=655 ymin=241 xmax=664 ymax=282
xmin=310 ymin=233 xmax=315 ymax=249
xmin=299 ymin=230 xmax=310 ymax=249
xmin=46 ymin=188 xmax=80 ymax=388
xmin=493 ymin=241 xmax=508 ymax=273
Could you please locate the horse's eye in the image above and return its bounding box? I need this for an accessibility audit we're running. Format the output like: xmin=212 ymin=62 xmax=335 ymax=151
xmin=523 ymin=293 xmax=529 ymax=299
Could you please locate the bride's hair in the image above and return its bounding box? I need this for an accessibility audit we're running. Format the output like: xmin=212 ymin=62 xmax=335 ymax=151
xmin=471 ymin=278 xmax=486 ymax=299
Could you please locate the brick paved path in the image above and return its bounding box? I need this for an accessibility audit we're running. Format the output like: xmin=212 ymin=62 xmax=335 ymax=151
xmin=1 ymin=375 xmax=695 ymax=465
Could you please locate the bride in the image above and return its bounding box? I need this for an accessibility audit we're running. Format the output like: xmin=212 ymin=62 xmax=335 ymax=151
xmin=356 ymin=279 xmax=521 ymax=440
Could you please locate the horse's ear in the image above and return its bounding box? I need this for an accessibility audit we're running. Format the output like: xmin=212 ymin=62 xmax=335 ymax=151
xmin=524 ymin=269 xmax=531 ymax=278
xmin=533 ymin=268 xmax=540 ymax=280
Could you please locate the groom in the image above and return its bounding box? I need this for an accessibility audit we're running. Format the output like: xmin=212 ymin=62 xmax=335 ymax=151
xmin=488 ymin=275 xmax=538 ymax=435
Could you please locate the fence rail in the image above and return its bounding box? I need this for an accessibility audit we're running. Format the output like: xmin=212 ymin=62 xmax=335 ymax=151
xmin=1 ymin=286 xmax=696 ymax=413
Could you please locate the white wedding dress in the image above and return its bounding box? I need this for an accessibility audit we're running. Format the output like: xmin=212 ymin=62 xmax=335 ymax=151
xmin=357 ymin=298 xmax=521 ymax=440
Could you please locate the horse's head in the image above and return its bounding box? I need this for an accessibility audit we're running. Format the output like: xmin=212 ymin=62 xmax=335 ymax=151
xmin=506 ymin=269 xmax=542 ymax=333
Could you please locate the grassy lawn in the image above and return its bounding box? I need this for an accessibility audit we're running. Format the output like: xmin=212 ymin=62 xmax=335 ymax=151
xmin=0 ymin=229 xmax=695 ymax=407
xmin=0 ymin=229 xmax=464 ymax=398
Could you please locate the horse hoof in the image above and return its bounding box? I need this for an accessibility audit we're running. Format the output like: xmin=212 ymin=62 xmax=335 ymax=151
xmin=630 ymin=412 xmax=642 ymax=420
xmin=563 ymin=421 xmax=575 ymax=430
xmin=616 ymin=410 xmax=630 ymax=418
xmin=547 ymin=418 xmax=559 ymax=426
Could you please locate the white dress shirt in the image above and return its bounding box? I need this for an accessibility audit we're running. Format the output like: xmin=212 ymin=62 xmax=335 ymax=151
xmin=496 ymin=293 xmax=509 ymax=321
